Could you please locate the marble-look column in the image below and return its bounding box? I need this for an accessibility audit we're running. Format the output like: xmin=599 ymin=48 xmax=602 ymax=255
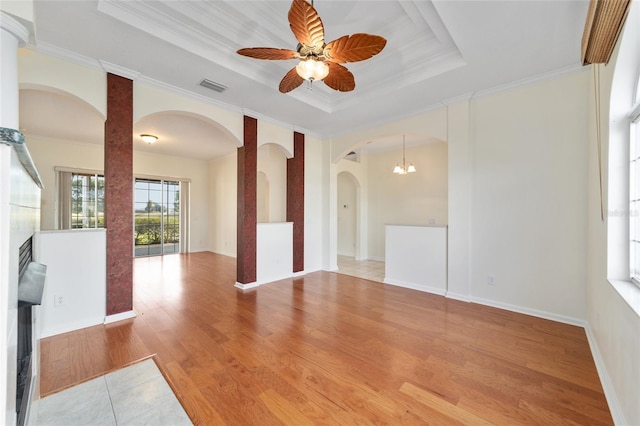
xmin=104 ymin=73 xmax=133 ymax=315
xmin=235 ymin=116 xmax=257 ymax=288
xmin=287 ymin=132 xmax=305 ymax=273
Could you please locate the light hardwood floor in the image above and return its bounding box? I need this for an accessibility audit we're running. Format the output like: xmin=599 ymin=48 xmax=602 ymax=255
xmin=40 ymin=252 xmax=612 ymax=425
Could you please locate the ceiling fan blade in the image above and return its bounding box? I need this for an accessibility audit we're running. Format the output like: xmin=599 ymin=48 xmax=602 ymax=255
xmin=279 ymin=67 xmax=305 ymax=93
xmin=324 ymin=63 xmax=355 ymax=92
xmin=325 ymin=33 xmax=387 ymax=63
xmin=288 ymin=0 xmax=325 ymax=51
xmin=237 ymin=47 xmax=299 ymax=60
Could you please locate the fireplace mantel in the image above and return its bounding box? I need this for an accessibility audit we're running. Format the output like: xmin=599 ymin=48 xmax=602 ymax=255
xmin=0 ymin=127 xmax=44 ymax=189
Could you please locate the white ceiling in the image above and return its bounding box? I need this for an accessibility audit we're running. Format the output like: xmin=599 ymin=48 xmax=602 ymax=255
xmin=15 ymin=0 xmax=589 ymax=160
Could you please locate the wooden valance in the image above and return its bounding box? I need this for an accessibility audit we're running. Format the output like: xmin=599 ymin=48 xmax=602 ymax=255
xmin=581 ymin=0 xmax=632 ymax=65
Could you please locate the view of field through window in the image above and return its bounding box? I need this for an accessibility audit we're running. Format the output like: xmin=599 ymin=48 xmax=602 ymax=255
xmin=134 ymin=178 xmax=180 ymax=257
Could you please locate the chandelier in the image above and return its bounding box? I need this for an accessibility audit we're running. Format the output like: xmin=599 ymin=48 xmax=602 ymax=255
xmin=393 ymin=135 xmax=416 ymax=175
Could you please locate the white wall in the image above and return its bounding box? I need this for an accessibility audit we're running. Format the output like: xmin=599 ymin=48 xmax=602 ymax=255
xmin=35 ymin=230 xmax=106 ymax=338
xmin=257 ymin=222 xmax=292 ymax=284
xmin=367 ymin=142 xmax=448 ymax=259
xmin=303 ymin=135 xmax=325 ymax=273
xmin=208 ymin=152 xmax=237 ymax=257
xmin=26 ymin=136 xmax=211 ymax=252
xmin=468 ymin=71 xmax=589 ymax=323
xmin=330 ymin=71 xmax=590 ymax=324
xmin=586 ymin=3 xmax=640 ymax=424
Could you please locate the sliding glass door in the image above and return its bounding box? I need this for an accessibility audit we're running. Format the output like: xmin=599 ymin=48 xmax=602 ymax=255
xmin=134 ymin=178 xmax=180 ymax=257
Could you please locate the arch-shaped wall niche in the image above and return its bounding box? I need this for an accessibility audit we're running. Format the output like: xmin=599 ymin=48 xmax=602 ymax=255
xmin=257 ymin=171 xmax=270 ymax=223
xmin=257 ymin=143 xmax=289 ymax=222
xmin=258 ymin=120 xmax=294 ymax=158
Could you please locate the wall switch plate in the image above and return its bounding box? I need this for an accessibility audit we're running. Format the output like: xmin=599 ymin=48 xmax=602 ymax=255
xmin=487 ymin=275 xmax=496 ymax=286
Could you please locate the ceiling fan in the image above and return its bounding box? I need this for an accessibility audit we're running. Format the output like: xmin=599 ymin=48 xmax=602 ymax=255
xmin=237 ymin=0 xmax=386 ymax=93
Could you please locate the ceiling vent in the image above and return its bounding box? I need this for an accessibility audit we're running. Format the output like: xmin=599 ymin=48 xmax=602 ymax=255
xmin=199 ymin=79 xmax=227 ymax=93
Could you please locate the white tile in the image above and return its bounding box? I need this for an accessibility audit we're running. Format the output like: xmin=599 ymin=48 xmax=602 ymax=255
xmin=109 ymin=375 xmax=177 ymax=424
xmin=124 ymin=395 xmax=192 ymax=426
xmin=37 ymin=395 xmax=115 ymax=426
xmin=105 ymin=359 xmax=161 ymax=395
xmin=37 ymin=377 xmax=109 ymax=421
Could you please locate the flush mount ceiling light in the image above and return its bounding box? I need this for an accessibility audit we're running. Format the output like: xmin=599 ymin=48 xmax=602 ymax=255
xmin=140 ymin=134 xmax=158 ymax=144
xmin=393 ymin=135 xmax=416 ymax=175
xmin=236 ymin=0 xmax=386 ymax=93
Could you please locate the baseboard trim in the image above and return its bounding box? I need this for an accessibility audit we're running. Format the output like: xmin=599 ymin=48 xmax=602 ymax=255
xmin=235 ymin=281 xmax=259 ymax=290
xmin=368 ymin=256 xmax=385 ymax=262
xmin=104 ymin=310 xmax=137 ymax=325
xmin=470 ymin=296 xmax=585 ymax=327
xmin=445 ymin=291 xmax=471 ymax=302
xmin=383 ymin=278 xmax=447 ymax=296
xmin=584 ymin=324 xmax=627 ymax=425
xmin=41 ymin=317 xmax=105 ymax=338
xmin=292 ymin=271 xmax=306 ymax=277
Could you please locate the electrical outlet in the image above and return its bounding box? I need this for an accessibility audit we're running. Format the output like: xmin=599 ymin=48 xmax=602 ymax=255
xmin=487 ymin=275 xmax=496 ymax=286
xmin=54 ymin=295 xmax=65 ymax=307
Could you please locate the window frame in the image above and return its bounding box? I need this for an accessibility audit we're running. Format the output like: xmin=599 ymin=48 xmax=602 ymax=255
xmin=629 ymin=101 xmax=640 ymax=286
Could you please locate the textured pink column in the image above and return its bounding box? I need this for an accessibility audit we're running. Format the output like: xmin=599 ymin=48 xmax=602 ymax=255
xmin=105 ymin=73 xmax=133 ymax=315
xmin=287 ymin=132 xmax=305 ymax=273
xmin=237 ymin=116 xmax=257 ymax=284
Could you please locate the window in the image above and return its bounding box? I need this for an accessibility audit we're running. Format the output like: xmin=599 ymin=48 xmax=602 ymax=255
xmin=58 ymin=170 xmax=104 ymax=229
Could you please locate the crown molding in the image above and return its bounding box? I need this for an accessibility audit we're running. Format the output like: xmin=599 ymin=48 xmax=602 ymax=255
xmin=99 ymin=60 xmax=141 ymax=81
xmin=33 ymin=41 xmax=103 ymax=71
xmin=474 ymin=63 xmax=587 ymax=99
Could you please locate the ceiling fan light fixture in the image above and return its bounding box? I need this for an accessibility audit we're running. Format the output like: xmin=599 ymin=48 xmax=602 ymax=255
xmin=140 ymin=134 xmax=158 ymax=144
xmin=296 ymin=58 xmax=329 ymax=81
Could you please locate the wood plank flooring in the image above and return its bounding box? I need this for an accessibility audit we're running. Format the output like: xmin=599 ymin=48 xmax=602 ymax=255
xmin=39 ymin=252 xmax=613 ymax=425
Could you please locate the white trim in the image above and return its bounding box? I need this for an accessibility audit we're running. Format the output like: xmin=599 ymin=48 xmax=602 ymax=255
xmin=383 ymin=278 xmax=447 ymax=296
xmin=608 ymin=279 xmax=640 ymax=318
xmin=134 ymin=173 xmax=191 ymax=183
xmin=474 ymin=64 xmax=587 ymax=99
xmin=445 ymin=291 xmax=471 ymax=302
xmin=470 ymin=296 xmax=585 ymax=327
xmin=99 ymin=59 xmax=141 ymax=81
xmin=104 ymin=310 xmax=137 ymax=324
xmin=234 ymin=281 xmax=259 ymax=290
xmin=584 ymin=324 xmax=627 ymax=426
xmin=292 ymin=271 xmax=305 ymax=277
xmin=54 ymin=165 xmax=104 ymax=175
xmin=41 ymin=317 xmax=104 ymax=338
xmin=0 ymin=12 xmax=30 ymax=45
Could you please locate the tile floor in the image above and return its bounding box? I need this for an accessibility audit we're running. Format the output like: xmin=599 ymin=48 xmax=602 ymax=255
xmin=336 ymin=255 xmax=385 ymax=282
xmin=31 ymin=359 xmax=192 ymax=426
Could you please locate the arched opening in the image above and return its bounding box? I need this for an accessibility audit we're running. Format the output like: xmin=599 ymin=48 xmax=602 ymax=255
xmin=332 ymin=133 xmax=448 ymax=283
xmin=337 ymin=171 xmax=359 ymax=258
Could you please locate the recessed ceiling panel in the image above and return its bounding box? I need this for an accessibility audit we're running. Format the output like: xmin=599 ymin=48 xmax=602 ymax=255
xmin=97 ymin=0 xmax=465 ymax=112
